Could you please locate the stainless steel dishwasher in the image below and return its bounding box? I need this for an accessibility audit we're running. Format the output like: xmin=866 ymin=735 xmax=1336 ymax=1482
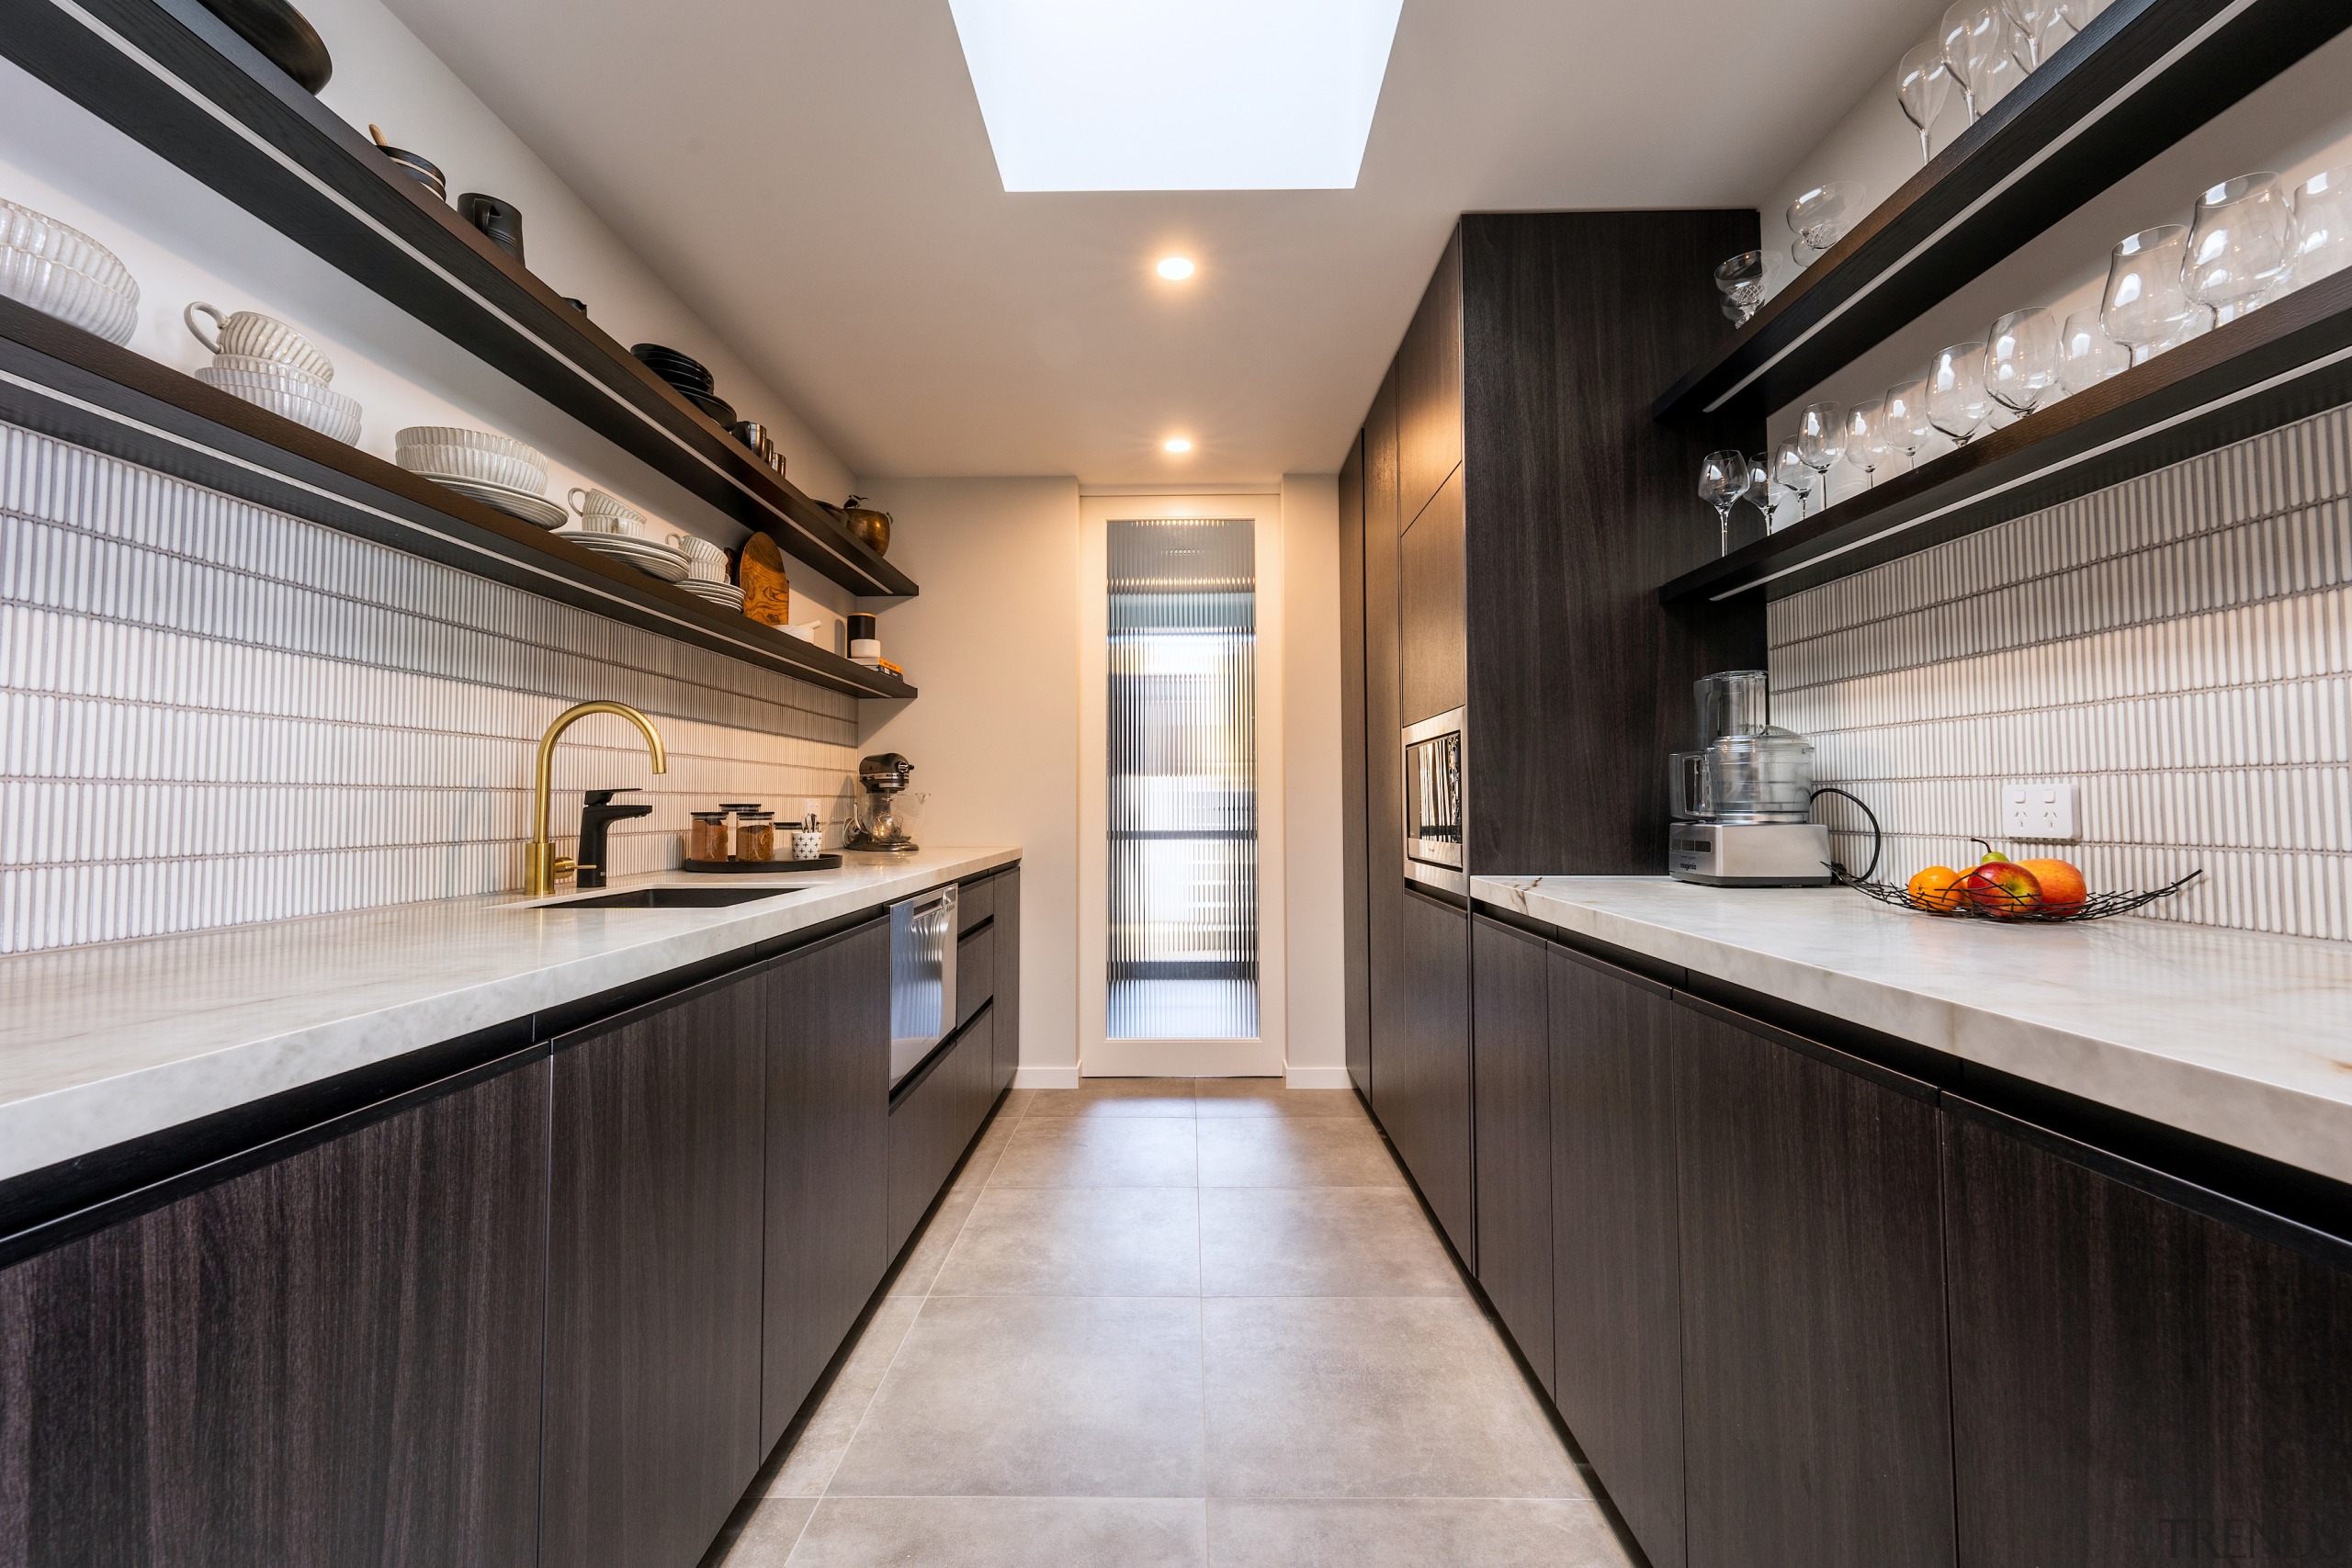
xmin=888 ymin=884 xmax=959 ymax=1089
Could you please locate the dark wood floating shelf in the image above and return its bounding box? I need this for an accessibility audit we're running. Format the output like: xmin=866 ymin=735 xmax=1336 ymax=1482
xmin=1653 ymin=0 xmax=2352 ymax=423
xmin=0 ymin=0 xmax=917 ymax=601
xmin=1660 ymin=265 xmax=2352 ymax=604
xmin=0 ymin=299 xmax=915 ymax=700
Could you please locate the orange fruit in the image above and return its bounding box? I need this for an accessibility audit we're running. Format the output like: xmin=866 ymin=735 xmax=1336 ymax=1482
xmin=1906 ymin=865 xmax=1965 ymax=914
xmin=2016 ymin=858 xmax=2087 ymax=916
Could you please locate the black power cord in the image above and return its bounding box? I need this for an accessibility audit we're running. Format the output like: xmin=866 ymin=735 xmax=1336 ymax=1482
xmin=1809 ymin=786 xmax=1883 ymax=883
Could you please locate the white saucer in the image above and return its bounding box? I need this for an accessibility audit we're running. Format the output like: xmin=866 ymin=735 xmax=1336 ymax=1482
xmin=431 ymin=474 xmax=567 ymax=530
xmin=678 ymin=580 xmax=746 ymax=608
xmin=576 ymin=531 xmax=689 ymax=581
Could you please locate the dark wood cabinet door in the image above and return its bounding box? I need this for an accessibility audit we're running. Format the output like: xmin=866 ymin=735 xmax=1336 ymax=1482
xmin=1398 ymin=466 xmax=1466 ymax=727
xmin=1943 ymin=1100 xmax=2352 ymax=1568
xmin=956 ymin=917 xmax=994 ymax=1030
xmin=1470 ymin=914 xmax=1553 ymax=1393
xmin=1363 ymin=367 xmax=1402 ymax=1111
xmin=1339 ymin=431 xmax=1371 ymax=1100
xmin=1398 ymin=225 xmax=1464 ymax=530
xmin=546 ymin=975 xmax=768 ymax=1568
xmin=993 ymin=868 xmax=1021 ymax=1095
xmin=763 ymin=918 xmax=892 ymax=1448
xmin=0 ymin=1055 xmax=548 ymax=1568
xmin=1386 ymin=886 xmax=1475 ymax=1265
xmin=888 ymin=1011 xmax=995 ymax=1259
xmin=1673 ymin=999 xmax=1954 ymax=1568
xmin=1548 ymin=945 xmax=1685 ymax=1568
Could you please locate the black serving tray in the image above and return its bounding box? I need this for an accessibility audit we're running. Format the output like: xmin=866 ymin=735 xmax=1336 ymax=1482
xmin=680 ymin=854 xmax=843 ymax=874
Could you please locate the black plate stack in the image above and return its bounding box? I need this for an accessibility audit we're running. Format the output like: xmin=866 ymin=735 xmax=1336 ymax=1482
xmin=631 ymin=343 xmax=735 ymax=427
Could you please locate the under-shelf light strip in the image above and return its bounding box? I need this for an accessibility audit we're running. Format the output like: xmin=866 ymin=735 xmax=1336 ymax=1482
xmin=1712 ymin=334 xmax=2352 ymax=600
xmin=44 ymin=0 xmax=883 ymax=590
xmin=0 ymin=361 xmax=871 ymax=687
xmin=1706 ymin=0 xmax=2262 ymax=414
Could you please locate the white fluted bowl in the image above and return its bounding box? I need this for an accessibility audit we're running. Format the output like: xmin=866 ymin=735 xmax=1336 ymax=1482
xmin=195 ymin=364 xmax=361 ymax=445
xmin=394 ymin=425 xmax=548 ymax=492
xmin=0 ymin=199 xmax=139 ymax=345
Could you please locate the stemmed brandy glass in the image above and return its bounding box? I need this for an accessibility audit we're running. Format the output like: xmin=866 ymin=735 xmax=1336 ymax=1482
xmin=1896 ymin=39 xmax=1951 ymax=164
xmin=1928 ymin=342 xmax=1994 ymax=446
xmin=1773 ymin=438 xmax=1815 ymax=523
xmin=1797 ymin=402 xmax=1847 ymax=510
xmin=2059 ymin=310 xmax=2128 ymax=395
xmin=2185 ymin=173 xmax=2300 ymax=326
xmin=1985 ymin=308 xmax=2060 ymax=418
xmin=1698 ymin=449 xmax=1751 ymax=557
xmin=1884 ymin=378 xmax=1933 ymax=470
xmin=2102 ymin=224 xmax=2204 ymax=364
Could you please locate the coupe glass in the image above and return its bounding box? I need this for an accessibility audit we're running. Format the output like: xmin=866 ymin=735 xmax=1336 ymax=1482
xmin=1896 ymin=39 xmax=1951 ymax=164
xmin=1985 ymin=308 xmax=2060 ymax=415
xmin=1844 ymin=400 xmax=1892 ymax=490
xmin=1787 ymin=182 xmax=1865 ymax=265
xmin=2058 ymin=309 xmax=2129 ymax=395
xmin=1884 ymin=378 xmax=1933 ymax=470
xmin=2186 ymin=173 xmax=2299 ymax=325
xmin=1928 ymin=343 xmax=1993 ymax=445
xmin=2102 ymin=224 xmax=2205 ymax=364
xmin=2290 ymin=164 xmax=2352 ymax=289
xmin=1714 ymin=251 xmax=1766 ymax=325
xmin=1796 ymin=402 xmax=1847 ymax=509
xmin=1698 ymin=448 xmax=1751 ymax=557
xmin=1772 ymin=438 xmax=1815 ymax=524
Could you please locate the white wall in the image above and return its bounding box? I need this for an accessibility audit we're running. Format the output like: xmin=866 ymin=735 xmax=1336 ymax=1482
xmin=0 ymin=0 xmax=860 ymax=614
xmin=849 ymin=479 xmax=1084 ymax=1084
xmin=1278 ymin=473 xmax=1347 ymax=1088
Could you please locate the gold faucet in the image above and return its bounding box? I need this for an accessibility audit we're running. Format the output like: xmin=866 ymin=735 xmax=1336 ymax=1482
xmin=526 ymin=701 xmax=669 ymax=897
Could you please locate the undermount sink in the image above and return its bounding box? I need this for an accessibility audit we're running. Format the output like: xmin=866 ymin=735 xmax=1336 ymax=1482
xmin=537 ymin=886 xmax=806 ymax=909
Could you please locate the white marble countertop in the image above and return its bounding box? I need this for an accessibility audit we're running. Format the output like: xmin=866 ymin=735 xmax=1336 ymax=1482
xmin=0 ymin=848 xmax=1018 ymax=1185
xmin=1475 ymin=875 xmax=2352 ymax=1186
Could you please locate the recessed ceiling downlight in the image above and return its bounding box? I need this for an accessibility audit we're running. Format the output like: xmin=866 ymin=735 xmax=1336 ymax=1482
xmin=1164 ymin=437 xmax=1193 ymax=454
xmin=1157 ymin=256 xmax=1196 ymax=281
xmin=949 ymin=0 xmax=1404 ymax=191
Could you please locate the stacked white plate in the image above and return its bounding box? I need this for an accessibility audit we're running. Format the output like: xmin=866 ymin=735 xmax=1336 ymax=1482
xmin=395 ymin=427 xmax=560 ymax=527
xmin=678 ymin=579 xmax=746 ymax=610
xmin=195 ymin=362 xmax=362 ymax=445
xmin=438 ymin=475 xmax=566 ymax=530
xmin=0 ymin=199 xmax=139 ymax=345
xmin=576 ymin=531 xmax=689 ymax=581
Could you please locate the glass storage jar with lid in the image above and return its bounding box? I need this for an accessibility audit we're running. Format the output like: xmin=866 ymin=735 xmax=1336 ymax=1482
xmin=735 ymin=811 xmax=777 ymax=863
xmin=690 ymin=811 xmax=730 ymax=863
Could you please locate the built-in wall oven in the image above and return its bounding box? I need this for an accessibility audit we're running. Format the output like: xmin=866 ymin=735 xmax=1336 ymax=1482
xmin=888 ymin=884 xmax=959 ymax=1088
xmin=1403 ymin=707 xmax=1466 ymax=895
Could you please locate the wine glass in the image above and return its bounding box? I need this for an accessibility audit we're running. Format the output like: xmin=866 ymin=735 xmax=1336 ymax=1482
xmin=2003 ymin=0 xmax=2064 ymax=70
xmin=1738 ymin=454 xmax=1782 ymax=534
xmin=1796 ymin=401 xmax=1847 ymax=509
xmin=1714 ymin=252 xmax=1766 ymax=325
xmin=2186 ymin=173 xmax=2299 ymax=326
xmin=2102 ymin=224 xmax=2204 ymax=364
xmin=1883 ymin=378 xmax=1933 ymax=470
xmin=2058 ymin=309 xmax=2129 ymax=396
xmin=1772 ymin=438 xmax=1815 ymax=524
xmin=1928 ymin=343 xmax=1993 ymax=445
xmin=1896 ymin=39 xmax=1951 ymax=164
xmin=1698 ymin=449 xmax=1751 ymax=557
xmin=1985 ymin=308 xmax=2060 ymax=416
xmin=1844 ymin=400 xmax=1892 ymax=491
xmin=1940 ymin=3 xmax=2004 ymax=121
xmin=1787 ymin=182 xmax=1865 ymax=265
xmin=2291 ymin=164 xmax=2352 ymax=289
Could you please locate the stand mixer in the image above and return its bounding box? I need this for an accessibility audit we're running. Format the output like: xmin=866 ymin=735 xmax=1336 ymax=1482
xmin=844 ymin=751 xmax=924 ymax=852
xmin=1668 ymin=671 xmax=1832 ymax=886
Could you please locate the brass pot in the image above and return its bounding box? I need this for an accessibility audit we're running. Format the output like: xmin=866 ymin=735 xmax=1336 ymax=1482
xmin=840 ymin=494 xmax=892 ymax=557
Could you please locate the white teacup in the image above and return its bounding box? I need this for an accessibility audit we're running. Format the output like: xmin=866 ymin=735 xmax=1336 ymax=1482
xmin=185 ymin=302 xmax=334 ymax=384
xmin=678 ymin=536 xmax=729 ymax=581
xmin=569 ymin=486 xmax=651 ymax=536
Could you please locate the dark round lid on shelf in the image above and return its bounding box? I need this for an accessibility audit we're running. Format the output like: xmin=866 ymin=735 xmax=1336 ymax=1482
xmin=680 ymin=388 xmax=737 ymax=426
xmin=198 ymin=0 xmax=333 ymax=93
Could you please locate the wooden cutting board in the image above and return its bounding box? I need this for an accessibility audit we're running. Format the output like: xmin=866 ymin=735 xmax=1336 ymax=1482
xmin=738 ymin=530 xmax=790 ymax=626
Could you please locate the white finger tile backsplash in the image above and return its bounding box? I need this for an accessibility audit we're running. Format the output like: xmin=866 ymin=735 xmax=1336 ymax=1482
xmin=0 ymin=422 xmax=858 ymax=953
xmin=1773 ymin=402 xmax=2352 ymax=942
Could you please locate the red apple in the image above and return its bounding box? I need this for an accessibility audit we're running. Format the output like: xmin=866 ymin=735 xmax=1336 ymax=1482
xmin=1964 ymin=860 xmax=2041 ymax=918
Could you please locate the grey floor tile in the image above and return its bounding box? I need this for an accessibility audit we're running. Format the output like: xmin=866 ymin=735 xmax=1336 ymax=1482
xmin=710 ymin=1495 xmax=817 ymax=1566
xmin=1207 ymin=1499 xmax=1634 ymax=1568
xmin=1193 ymin=1080 xmax=1365 ymax=1118
xmin=1000 ymin=1087 xmax=1040 ymax=1119
xmin=1026 ymin=1077 xmax=1198 ymax=1118
xmin=934 ymin=1186 xmax=1201 ymax=1296
xmin=1195 ymin=1115 xmax=1404 ymax=1189
xmin=1202 ymin=1296 xmax=1587 ymax=1499
xmin=786 ymin=1496 xmax=1206 ymax=1567
xmin=989 ymin=1115 xmax=1200 ymax=1188
xmin=829 ymin=1295 xmax=1206 ymax=1497
xmin=1199 ymin=1187 xmax=1461 ymax=1297
xmin=887 ymin=1122 xmax=1012 ymax=1296
xmin=764 ymin=1295 xmax=922 ymax=1497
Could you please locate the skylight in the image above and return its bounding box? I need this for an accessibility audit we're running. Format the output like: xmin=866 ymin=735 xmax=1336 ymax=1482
xmin=948 ymin=0 xmax=1405 ymax=191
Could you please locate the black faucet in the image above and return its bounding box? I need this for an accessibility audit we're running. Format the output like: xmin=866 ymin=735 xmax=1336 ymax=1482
xmin=575 ymin=788 xmax=652 ymax=890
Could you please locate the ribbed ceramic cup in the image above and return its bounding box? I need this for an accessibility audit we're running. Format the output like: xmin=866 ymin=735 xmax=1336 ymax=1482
xmin=677 ymin=536 xmax=729 ymax=581
xmin=185 ymin=302 xmax=334 ymax=383
xmin=568 ymin=486 xmax=650 ymax=535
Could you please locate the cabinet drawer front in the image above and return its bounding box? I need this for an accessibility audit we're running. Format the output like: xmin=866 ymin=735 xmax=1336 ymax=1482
xmin=888 ymin=1012 xmax=996 ymax=1258
xmin=959 ymin=873 xmax=996 ymax=935
xmin=957 ymin=919 xmax=995 ymax=1029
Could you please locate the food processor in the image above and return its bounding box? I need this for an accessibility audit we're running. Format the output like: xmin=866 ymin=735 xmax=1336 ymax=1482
xmin=1668 ymin=671 xmax=1832 ymax=886
xmin=844 ymin=751 xmax=925 ymax=852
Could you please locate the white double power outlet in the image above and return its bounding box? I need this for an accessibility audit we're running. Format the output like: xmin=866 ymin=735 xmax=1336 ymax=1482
xmin=2001 ymin=781 xmax=2081 ymax=841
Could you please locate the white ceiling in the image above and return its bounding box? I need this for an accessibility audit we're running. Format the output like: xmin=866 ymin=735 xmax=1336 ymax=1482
xmin=380 ymin=0 xmax=1923 ymax=483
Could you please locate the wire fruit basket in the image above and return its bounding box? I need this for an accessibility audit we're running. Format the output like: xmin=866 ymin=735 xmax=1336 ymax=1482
xmin=1837 ymin=866 xmax=2203 ymax=923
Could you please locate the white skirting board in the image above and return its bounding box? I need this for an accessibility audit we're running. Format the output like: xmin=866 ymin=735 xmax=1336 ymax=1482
xmin=1011 ymin=1063 xmax=1354 ymax=1088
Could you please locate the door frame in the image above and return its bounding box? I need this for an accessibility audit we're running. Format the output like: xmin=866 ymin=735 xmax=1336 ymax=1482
xmin=1078 ymin=491 xmax=1287 ymax=1078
